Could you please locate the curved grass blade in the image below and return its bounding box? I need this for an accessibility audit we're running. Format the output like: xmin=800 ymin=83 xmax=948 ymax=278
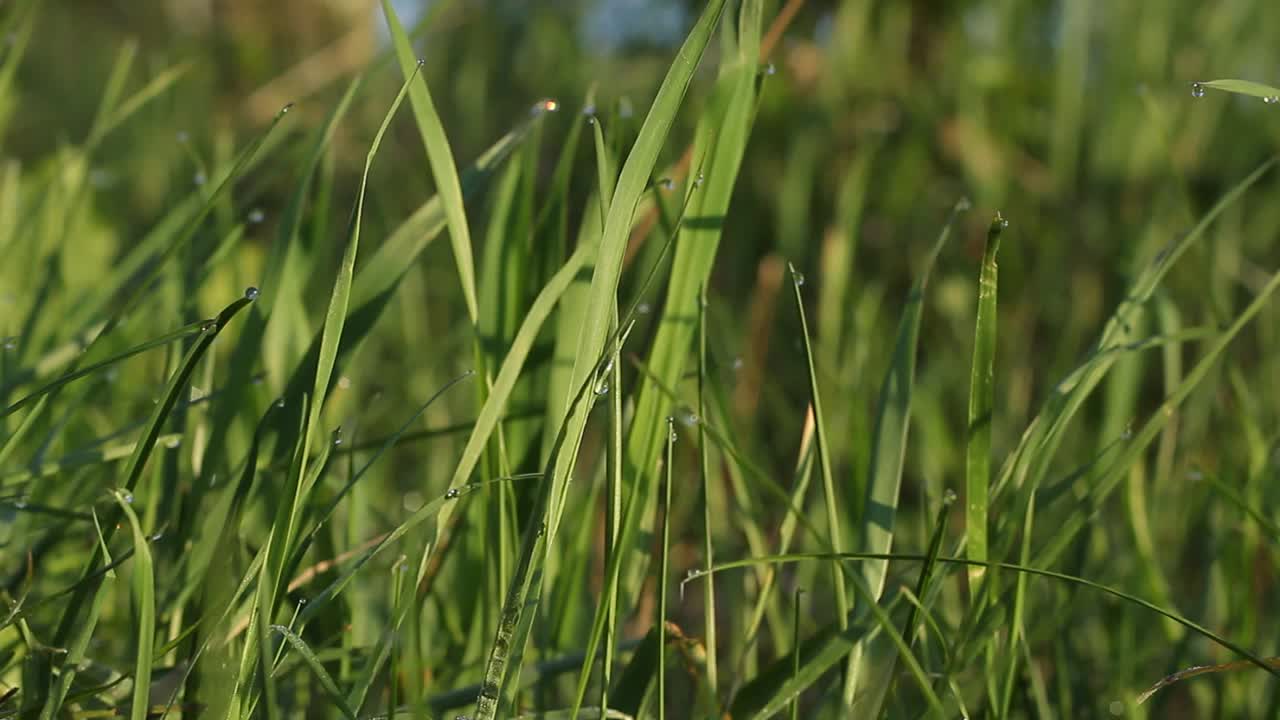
xmin=382 ymin=0 xmax=480 ymax=324
xmin=965 ymin=211 xmax=1005 ymax=593
xmin=1138 ymin=656 xmax=1280 ymax=705
xmin=684 ymin=552 xmax=1280 ymax=683
xmin=111 ymin=489 xmax=156 ymax=720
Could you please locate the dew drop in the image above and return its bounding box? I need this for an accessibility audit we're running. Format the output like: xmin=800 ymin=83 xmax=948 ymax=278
xmin=685 ymin=569 xmax=698 ymax=580
xmin=681 ymin=411 xmax=699 ymax=426
xmin=793 ymin=272 xmax=806 ymax=287
xmin=658 ymin=178 xmax=675 ymax=191
xmin=280 ymin=102 xmax=294 ymax=114
xmin=297 ymin=597 xmax=308 ymax=606
xmin=164 ymin=436 xmax=181 ymax=449
xmin=337 ymin=375 xmax=352 ymax=389
xmin=200 ymin=320 xmax=217 ymax=333
xmin=956 ymin=197 xmax=973 ymax=212
xmin=943 ymin=488 xmax=957 ymax=505
xmin=1265 ymin=95 xmax=1280 ymax=105
xmin=587 ymin=116 xmax=597 ymax=125
xmin=332 ymin=427 xmax=344 ymax=446
xmin=247 ymin=209 xmax=265 ymax=224
xmin=2 ymin=336 xmax=17 ymax=351
xmin=732 ymin=357 xmax=744 ymax=371
xmin=637 ymin=302 xmax=651 ymax=315
xmin=594 ymin=380 xmax=610 ymax=396
xmin=121 ymin=491 xmax=134 ymax=504
xmin=1122 ymin=422 xmax=1133 ymax=440
xmin=416 ymin=58 xmax=426 ymax=68
xmin=274 ymin=397 xmax=286 ymax=409
xmin=582 ymin=103 xmax=596 ymax=117
xmin=244 ymin=286 xmax=260 ymax=300
xmin=193 ymin=171 xmax=207 ymax=186
xmin=1190 ymin=82 xmax=1205 ymax=98
xmin=445 ymin=487 xmax=461 ymax=500
xmin=150 ymin=532 xmax=164 ymax=542
xmin=694 ymin=172 xmax=705 ymax=188
xmin=13 ymin=498 xmax=27 ymax=509
xmin=763 ymin=62 xmax=777 ymax=76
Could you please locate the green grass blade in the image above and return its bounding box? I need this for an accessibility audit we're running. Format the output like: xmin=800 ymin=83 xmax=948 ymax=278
xmin=1195 ymin=78 xmax=1280 ymax=100
xmin=845 ymin=200 xmax=961 ymax=708
xmin=965 ymin=211 xmax=1005 ymax=593
xmin=271 ymin=625 xmax=359 ymax=720
xmin=381 ymin=0 xmax=480 ymax=324
xmin=111 ymin=489 xmax=156 ymax=720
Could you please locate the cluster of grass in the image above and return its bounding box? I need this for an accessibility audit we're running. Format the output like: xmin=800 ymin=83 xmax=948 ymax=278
xmin=3 ymin=0 xmax=1280 ymax=717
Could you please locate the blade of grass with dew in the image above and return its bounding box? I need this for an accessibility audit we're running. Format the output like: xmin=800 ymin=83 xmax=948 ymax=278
xmin=965 ymin=211 xmax=1005 ymax=594
xmin=1196 ymin=79 xmax=1280 ymax=100
xmin=845 ymin=200 xmax=960 ymax=711
xmin=270 ymin=625 xmax=358 ymax=720
xmin=657 ymin=417 xmax=675 ymax=720
xmin=471 ymin=3 xmax=728 ymax=717
xmin=382 ymin=0 xmax=479 ymax=324
xmin=787 ymin=259 xmax=850 ymax=675
xmin=111 ymin=488 xmax=156 ymax=720
xmin=40 ymin=291 xmax=254 ymax=718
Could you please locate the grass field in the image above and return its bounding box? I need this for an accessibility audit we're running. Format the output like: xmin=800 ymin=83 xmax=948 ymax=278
xmin=3 ymin=0 xmax=1280 ymax=717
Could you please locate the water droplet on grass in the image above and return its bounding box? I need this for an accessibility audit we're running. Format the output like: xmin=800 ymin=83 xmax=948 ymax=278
xmin=2 ymin=336 xmax=16 ymax=351
xmin=274 ymin=397 xmax=286 ymax=409
xmin=594 ymin=381 xmax=610 ymax=396
xmin=244 ymin=286 xmax=260 ymax=300
xmin=658 ymin=178 xmax=675 ymax=191
xmin=121 ymin=491 xmax=134 ymax=504
xmin=247 ymin=209 xmax=265 ymax=224
xmin=1190 ymin=82 xmax=1205 ymax=98
xmin=1265 ymin=95 xmax=1280 ymax=104
xmin=416 ymin=58 xmax=426 ymax=68
xmin=445 ymin=487 xmax=461 ymax=500
xmin=280 ymin=103 xmax=294 ymax=114
xmin=943 ymin=488 xmax=957 ymax=505
xmin=332 ymin=427 xmax=344 ymax=446
xmin=694 ymin=172 xmax=705 ymax=187
xmin=732 ymin=357 xmax=744 ymax=371
xmin=582 ymin=103 xmax=596 ymax=117
xmin=637 ymin=302 xmax=651 ymax=315
xmin=164 ymin=436 xmax=181 ymax=449
xmin=793 ymin=272 xmax=806 ymax=287
xmin=762 ymin=62 xmax=777 ymax=76
xmin=193 ymin=171 xmax=207 ymax=186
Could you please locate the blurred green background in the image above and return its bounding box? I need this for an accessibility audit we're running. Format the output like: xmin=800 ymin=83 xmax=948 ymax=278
xmin=5 ymin=0 xmax=1280 ymax=717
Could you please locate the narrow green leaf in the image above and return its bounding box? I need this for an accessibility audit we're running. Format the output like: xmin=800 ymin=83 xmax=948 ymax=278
xmin=112 ymin=490 xmax=156 ymax=720
xmin=382 ymin=0 xmax=480 ymax=324
xmin=965 ymin=211 xmax=1005 ymax=591
xmin=272 ymin=625 xmax=359 ymax=720
xmin=1196 ymin=78 xmax=1280 ymax=100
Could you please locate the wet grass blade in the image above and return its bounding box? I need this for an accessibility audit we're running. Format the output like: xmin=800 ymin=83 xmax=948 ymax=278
xmin=965 ymin=211 xmax=1005 ymax=593
xmin=1195 ymin=78 xmax=1280 ymax=100
xmin=271 ymin=625 xmax=359 ymax=720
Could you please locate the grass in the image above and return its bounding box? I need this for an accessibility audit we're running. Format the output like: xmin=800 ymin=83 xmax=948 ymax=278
xmin=4 ymin=1 xmax=1280 ymax=718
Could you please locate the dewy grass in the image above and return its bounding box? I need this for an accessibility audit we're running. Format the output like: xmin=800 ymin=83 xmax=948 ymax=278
xmin=7 ymin=2 xmax=1280 ymax=718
